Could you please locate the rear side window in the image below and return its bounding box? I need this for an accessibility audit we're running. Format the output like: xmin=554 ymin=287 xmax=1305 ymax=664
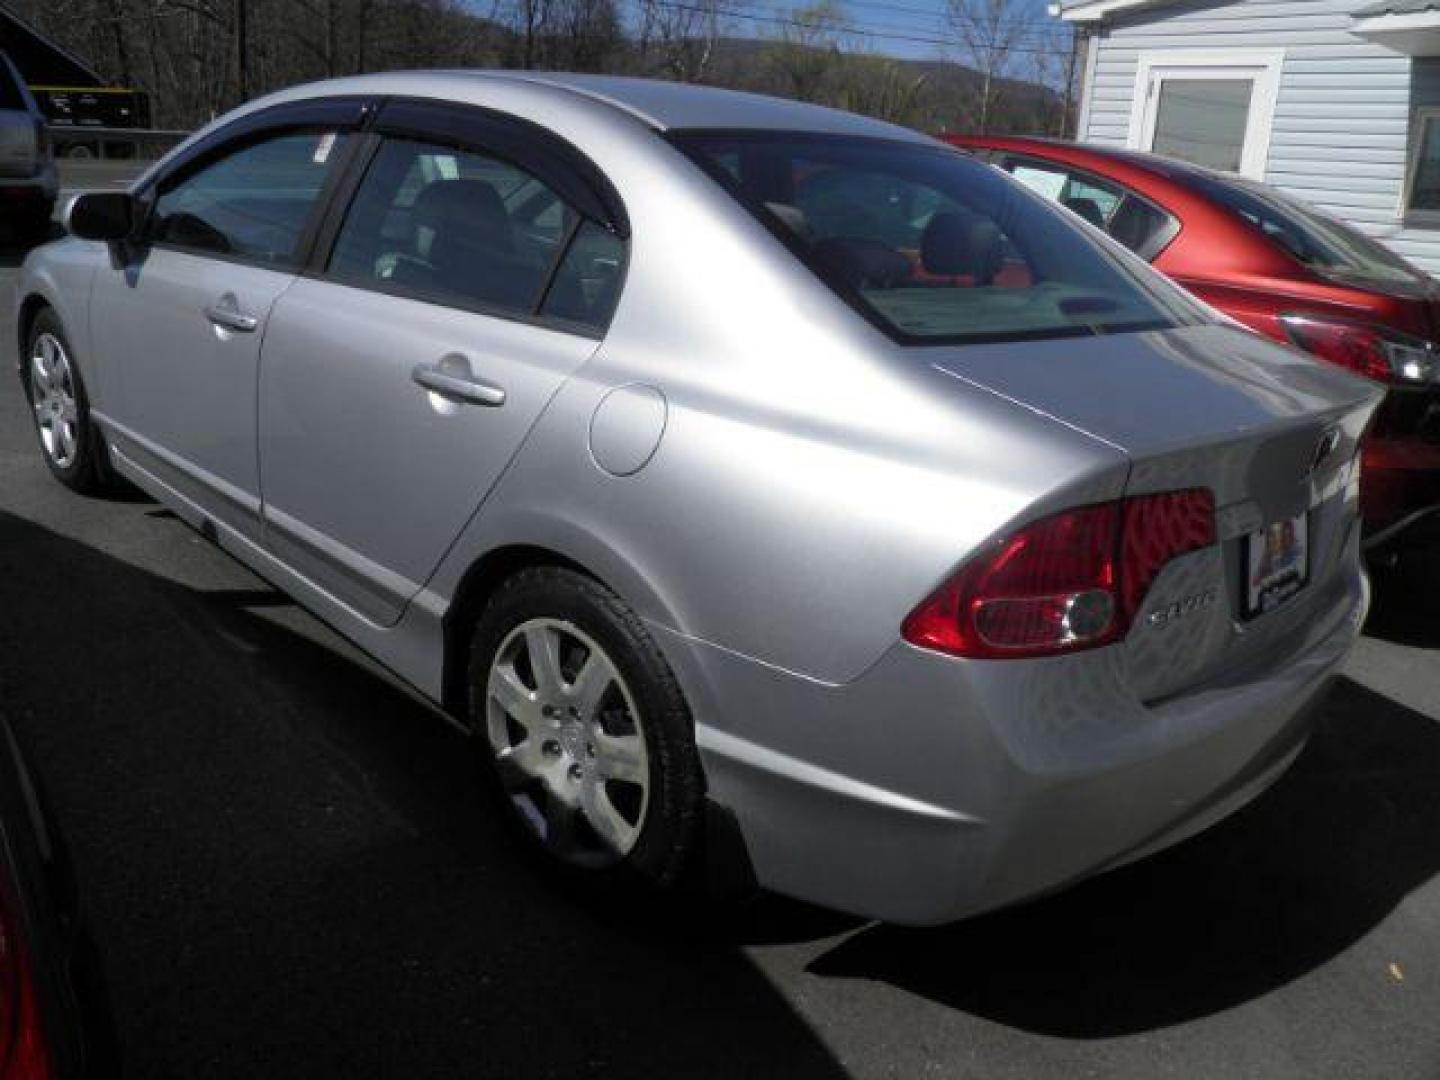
xmin=540 ymin=220 xmax=625 ymax=332
xmin=150 ymin=130 xmax=346 ymax=266
xmin=1187 ymin=170 xmax=1429 ymax=290
xmin=1002 ymin=156 xmax=1178 ymax=260
xmin=676 ymin=132 xmax=1193 ymax=346
xmin=328 ymin=137 xmax=624 ymax=332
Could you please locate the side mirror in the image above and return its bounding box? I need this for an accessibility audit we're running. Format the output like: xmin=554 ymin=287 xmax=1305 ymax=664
xmin=64 ymin=191 xmax=138 ymax=242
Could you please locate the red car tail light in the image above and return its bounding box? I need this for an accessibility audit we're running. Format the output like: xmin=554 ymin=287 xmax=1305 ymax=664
xmin=903 ymin=490 xmax=1215 ymax=660
xmin=1279 ymin=313 xmax=1437 ymax=385
xmin=0 ymin=881 xmax=52 ymax=1080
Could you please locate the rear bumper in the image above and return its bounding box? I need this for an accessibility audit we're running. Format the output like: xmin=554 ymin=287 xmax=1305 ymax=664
xmin=667 ymin=556 xmax=1369 ymax=926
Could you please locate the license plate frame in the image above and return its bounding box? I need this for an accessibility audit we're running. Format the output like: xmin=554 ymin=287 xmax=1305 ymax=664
xmin=1243 ymin=512 xmax=1310 ymax=619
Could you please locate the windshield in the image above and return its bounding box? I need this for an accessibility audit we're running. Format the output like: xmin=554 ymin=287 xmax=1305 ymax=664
xmin=672 ymin=131 xmax=1197 ymax=345
xmin=1189 ymin=171 xmax=1428 ymax=290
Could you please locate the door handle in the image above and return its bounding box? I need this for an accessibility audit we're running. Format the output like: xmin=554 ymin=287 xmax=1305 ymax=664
xmin=204 ymin=301 xmax=259 ymax=333
xmin=411 ymin=363 xmax=506 ymax=407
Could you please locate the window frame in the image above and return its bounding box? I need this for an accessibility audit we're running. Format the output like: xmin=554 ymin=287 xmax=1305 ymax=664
xmin=304 ymin=98 xmax=630 ymax=340
xmin=135 ymin=97 xmax=374 ymax=272
xmin=1403 ymin=106 xmax=1440 ymax=229
xmin=1127 ymin=48 xmax=1285 ymax=181
xmin=997 ymin=153 xmax=1182 ymax=262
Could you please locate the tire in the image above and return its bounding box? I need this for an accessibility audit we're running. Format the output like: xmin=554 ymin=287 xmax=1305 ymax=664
xmin=467 ymin=566 xmax=704 ymax=891
xmin=22 ymin=309 xmax=112 ymax=495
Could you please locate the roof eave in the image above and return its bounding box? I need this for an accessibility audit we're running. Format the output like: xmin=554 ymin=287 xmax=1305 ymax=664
xmin=1056 ymin=0 xmax=1167 ymax=22
xmin=1352 ymin=9 xmax=1440 ymax=53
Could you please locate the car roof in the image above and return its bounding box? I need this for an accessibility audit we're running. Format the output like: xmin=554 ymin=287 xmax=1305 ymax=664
xmin=283 ymin=70 xmax=935 ymax=144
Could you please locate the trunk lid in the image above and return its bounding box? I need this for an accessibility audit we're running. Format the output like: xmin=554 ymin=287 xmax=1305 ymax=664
xmin=927 ymin=323 xmax=1381 ymax=700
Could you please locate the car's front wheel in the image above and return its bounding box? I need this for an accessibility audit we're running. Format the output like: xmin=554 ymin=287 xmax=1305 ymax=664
xmin=23 ymin=309 xmax=111 ymax=494
xmin=467 ymin=567 xmax=704 ymax=890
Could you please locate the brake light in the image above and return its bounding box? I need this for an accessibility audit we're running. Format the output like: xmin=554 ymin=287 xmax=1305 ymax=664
xmin=1279 ymin=313 xmax=1437 ymax=385
xmin=0 ymin=880 xmax=52 ymax=1080
xmin=902 ymin=490 xmax=1215 ymax=659
xmin=31 ymin=120 xmax=47 ymax=161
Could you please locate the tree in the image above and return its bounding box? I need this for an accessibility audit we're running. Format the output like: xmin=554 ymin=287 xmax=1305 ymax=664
xmin=766 ymin=0 xmax=846 ymax=104
xmin=635 ymin=0 xmax=726 ymax=83
xmin=946 ymin=0 xmax=1035 ymax=134
xmin=834 ymin=54 xmax=930 ymax=127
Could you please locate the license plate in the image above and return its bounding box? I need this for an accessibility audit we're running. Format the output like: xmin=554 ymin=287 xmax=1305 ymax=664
xmin=1244 ymin=512 xmax=1309 ymax=618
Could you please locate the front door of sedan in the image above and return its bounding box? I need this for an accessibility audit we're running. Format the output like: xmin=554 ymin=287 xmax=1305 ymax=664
xmin=255 ymin=112 xmax=627 ymax=625
xmin=90 ymin=120 xmax=356 ymax=541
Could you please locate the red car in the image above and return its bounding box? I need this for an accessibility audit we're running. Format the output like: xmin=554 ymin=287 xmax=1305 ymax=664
xmin=945 ymin=135 xmax=1440 ymax=557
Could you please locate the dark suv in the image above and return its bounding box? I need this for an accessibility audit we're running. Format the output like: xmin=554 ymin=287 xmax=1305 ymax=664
xmin=0 ymin=49 xmax=57 ymax=243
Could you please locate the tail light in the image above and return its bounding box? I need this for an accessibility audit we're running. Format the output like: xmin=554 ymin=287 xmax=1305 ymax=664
xmin=30 ymin=120 xmax=47 ymax=163
xmin=0 ymin=880 xmax=52 ymax=1080
xmin=902 ymin=489 xmax=1215 ymax=660
xmin=1280 ymin=313 xmax=1437 ymax=385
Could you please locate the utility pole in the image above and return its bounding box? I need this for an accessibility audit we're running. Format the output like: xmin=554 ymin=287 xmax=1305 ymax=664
xmin=1060 ymin=26 xmax=1081 ymax=137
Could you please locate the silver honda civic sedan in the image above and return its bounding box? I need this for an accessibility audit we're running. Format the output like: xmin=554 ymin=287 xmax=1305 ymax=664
xmin=17 ymin=72 xmax=1380 ymax=924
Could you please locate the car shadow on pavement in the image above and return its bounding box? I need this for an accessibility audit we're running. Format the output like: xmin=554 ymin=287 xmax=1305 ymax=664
xmin=806 ymin=676 xmax=1440 ymax=1037
xmin=0 ymin=509 xmax=847 ymax=1079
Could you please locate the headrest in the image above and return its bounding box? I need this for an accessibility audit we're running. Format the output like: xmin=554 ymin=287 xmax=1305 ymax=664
xmin=411 ymin=178 xmax=513 ymax=259
xmin=812 ymin=237 xmax=912 ymax=291
xmin=921 ymin=210 xmax=1003 ymax=281
xmin=1062 ymin=196 xmax=1106 ymax=229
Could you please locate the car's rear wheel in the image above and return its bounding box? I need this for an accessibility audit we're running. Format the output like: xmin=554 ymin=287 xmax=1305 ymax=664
xmin=24 ymin=310 xmax=111 ymax=494
xmin=467 ymin=567 xmax=703 ymax=890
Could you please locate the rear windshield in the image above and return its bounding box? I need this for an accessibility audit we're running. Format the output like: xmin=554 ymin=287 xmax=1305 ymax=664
xmin=1189 ymin=171 xmax=1427 ymax=290
xmin=672 ymin=131 xmax=1195 ymax=345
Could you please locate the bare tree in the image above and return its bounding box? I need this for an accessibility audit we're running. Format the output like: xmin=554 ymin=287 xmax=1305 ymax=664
xmin=835 ymin=54 xmax=930 ymax=127
xmin=946 ymin=0 xmax=1035 ymax=134
xmin=636 ymin=0 xmax=726 ymax=83
xmin=766 ymin=0 xmax=846 ymax=104
xmin=2 ymin=0 xmax=1069 ymax=139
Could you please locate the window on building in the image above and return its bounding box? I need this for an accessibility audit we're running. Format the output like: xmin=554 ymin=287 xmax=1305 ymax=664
xmin=1405 ymin=109 xmax=1440 ymax=221
xmin=1129 ymin=50 xmax=1284 ymax=180
xmin=1150 ymin=79 xmax=1254 ymax=174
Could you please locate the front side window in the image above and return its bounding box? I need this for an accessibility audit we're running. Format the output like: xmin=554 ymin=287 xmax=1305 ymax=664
xmin=329 ymin=137 xmax=615 ymax=324
xmin=675 ymin=132 xmax=1194 ymax=346
xmin=149 ymin=129 xmax=346 ymax=266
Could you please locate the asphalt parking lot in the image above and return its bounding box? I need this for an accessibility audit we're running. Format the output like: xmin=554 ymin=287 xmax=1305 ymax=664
xmin=2 ymin=251 xmax=1439 ymax=1079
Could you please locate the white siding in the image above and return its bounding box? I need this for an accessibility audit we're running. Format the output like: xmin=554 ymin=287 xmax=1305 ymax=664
xmin=1080 ymin=0 xmax=1440 ymax=272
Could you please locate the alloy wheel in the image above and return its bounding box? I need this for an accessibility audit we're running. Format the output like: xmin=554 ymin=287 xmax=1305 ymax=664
xmin=29 ymin=332 xmax=80 ymax=470
xmin=485 ymin=618 xmax=651 ymax=867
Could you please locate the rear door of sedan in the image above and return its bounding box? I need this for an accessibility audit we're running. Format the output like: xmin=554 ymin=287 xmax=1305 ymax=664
xmin=255 ymin=100 xmax=628 ymax=625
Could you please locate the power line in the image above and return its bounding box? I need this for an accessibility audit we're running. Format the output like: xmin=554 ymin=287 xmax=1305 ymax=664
xmin=647 ymin=0 xmax=1070 ymax=55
